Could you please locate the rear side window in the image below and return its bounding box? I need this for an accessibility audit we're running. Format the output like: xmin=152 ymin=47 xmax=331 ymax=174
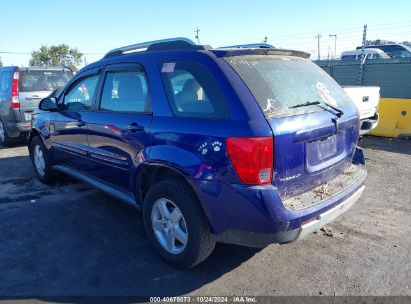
xmin=100 ymin=70 xmax=151 ymax=113
xmin=0 ymin=72 xmax=12 ymax=92
xmin=19 ymin=70 xmax=73 ymax=92
xmin=161 ymin=61 xmax=229 ymax=119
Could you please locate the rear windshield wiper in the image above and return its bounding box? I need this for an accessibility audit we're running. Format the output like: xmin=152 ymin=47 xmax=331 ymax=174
xmin=290 ymin=100 xmax=344 ymax=118
xmin=322 ymin=101 xmax=344 ymax=118
xmin=289 ymin=101 xmax=320 ymax=108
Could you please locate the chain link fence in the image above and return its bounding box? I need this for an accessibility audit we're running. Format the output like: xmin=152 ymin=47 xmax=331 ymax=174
xmin=315 ymin=59 xmax=411 ymax=99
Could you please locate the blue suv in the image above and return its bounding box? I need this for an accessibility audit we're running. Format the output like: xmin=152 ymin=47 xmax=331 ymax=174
xmin=28 ymin=38 xmax=367 ymax=268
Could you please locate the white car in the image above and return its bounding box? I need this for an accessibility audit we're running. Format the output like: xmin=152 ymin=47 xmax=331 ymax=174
xmin=343 ymin=86 xmax=380 ymax=135
xmin=341 ymin=48 xmax=391 ymax=61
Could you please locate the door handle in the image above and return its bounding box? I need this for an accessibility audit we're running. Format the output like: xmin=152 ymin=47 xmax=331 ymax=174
xmin=127 ymin=122 xmax=143 ymax=132
xmin=77 ymin=120 xmax=86 ymax=127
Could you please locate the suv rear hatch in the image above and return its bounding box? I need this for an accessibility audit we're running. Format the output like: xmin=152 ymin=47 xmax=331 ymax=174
xmin=18 ymin=68 xmax=73 ymax=121
xmin=223 ymin=53 xmax=360 ymax=198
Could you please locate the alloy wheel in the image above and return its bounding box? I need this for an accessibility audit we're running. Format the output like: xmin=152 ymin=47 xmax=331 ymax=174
xmin=33 ymin=145 xmax=46 ymax=176
xmin=151 ymin=198 xmax=188 ymax=254
xmin=0 ymin=121 xmax=5 ymax=143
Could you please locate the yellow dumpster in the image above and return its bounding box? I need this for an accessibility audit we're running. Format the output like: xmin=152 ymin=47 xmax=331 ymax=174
xmin=371 ymin=98 xmax=411 ymax=138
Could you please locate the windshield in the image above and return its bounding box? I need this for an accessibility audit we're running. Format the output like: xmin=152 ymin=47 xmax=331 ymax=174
xmin=225 ymin=55 xmax=353 ymax=119
xmin=19 ymin=70 xmax=73 ymax=92
xmin=376 ymin=45 xmax=411 ymax=58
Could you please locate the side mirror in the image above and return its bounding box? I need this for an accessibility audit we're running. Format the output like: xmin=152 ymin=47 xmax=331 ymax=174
xmin=39 ymin=97 xmax=58 ymax=111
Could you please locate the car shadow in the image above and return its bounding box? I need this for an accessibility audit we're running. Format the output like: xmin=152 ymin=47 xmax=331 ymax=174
xmin=0 ymin=155 xmax=261 ymax=299
xmin=0 ymin=139 xmax=28 ymax=150
xmin=359 ymin=135 xmax=411 ymax=155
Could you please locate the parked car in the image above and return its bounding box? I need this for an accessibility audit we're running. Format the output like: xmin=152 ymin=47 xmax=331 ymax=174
xmin=343 ymin=86 xmax=380 ymax=135
xmin=28 ymin=38 xmax=367 ymax=268
xmin=340 ymin=48 xmax=391 ymax=61
xmin=0 ymin=67 xmax=73 ymax=145
xmin=355 ymin=44 xmax=411 ymax=59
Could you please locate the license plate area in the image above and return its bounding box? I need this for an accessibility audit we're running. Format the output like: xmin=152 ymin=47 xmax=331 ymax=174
xmin=24 ymin=111 xmax=33 ymax=121
xmin=317 ymin=135 xmax=337 ymax=160
xmin=305 ymin=133 xmax=347 ymax=173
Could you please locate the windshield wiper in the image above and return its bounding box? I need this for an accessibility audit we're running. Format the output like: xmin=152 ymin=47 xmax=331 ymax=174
xmin=290 ymin=100 xmax=344 ymax=118
xmin=322 ymin=101 xmax=344 ymax=118
xmin=289 ymin=101 xmax=320 ymax=108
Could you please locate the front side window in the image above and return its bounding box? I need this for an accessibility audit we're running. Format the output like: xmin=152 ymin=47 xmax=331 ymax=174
xmin=161 ymin=61 xmax=229 ymax=119
xmin=100 ymin=70 xmax=151 ymax=113
xmin=63 ymin=75 xmax=99 ymax=111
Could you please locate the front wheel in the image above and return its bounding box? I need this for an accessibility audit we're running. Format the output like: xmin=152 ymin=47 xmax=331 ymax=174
xmin=29 ymin=136 xmax=55 ymax=184
xmin=143 ymin=178 xmax=216 ymax=269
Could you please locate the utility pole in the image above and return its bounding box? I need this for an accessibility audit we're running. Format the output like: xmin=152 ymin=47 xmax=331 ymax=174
xmin=194 ymin=27 xmax=200 ymax=44
xmin=329 ymin=34 xmax=337 ymax=59
xmin=315 ymin=34 xmax=322 ymax=60
xmin=358 ymin=24 xmax=368 ymax=85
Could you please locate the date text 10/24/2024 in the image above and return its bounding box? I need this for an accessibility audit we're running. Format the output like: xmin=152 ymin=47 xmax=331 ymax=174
xmin=150 ymin=296 xmax=257 ymax=303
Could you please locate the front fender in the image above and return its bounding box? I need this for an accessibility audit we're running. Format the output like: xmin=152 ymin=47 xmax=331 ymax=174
xmin=29 ymin=113 xmax=53 ymax=149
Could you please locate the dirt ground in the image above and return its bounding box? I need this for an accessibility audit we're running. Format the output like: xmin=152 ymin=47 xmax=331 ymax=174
xmin=0 ymin=136 xmax=409 ymax=299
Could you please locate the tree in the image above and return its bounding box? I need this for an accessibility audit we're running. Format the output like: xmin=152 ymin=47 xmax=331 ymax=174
xmin=29 ymin=44 xmax=83 ymax=71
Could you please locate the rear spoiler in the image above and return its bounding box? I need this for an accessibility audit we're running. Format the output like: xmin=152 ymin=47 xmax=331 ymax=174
xmin=211 ymin=48 xmax=311 ymax=59
xmin=217 ymin=43 xmax=275 ymax=49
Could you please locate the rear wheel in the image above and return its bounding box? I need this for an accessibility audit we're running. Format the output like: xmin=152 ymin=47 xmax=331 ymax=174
xmin=0 ymin=119 xmax=18 ymax=146
xmin=143 ymin=178 xmax=216 ymax=269
xmin=29 ymin=136 xmax=55 ymax=184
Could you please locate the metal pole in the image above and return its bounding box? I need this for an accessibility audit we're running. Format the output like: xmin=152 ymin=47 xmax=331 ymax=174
xmin=358 ymin=24 xmax=367 ymax=85
xmin=194 ymin=27 xmax=200 ymax=44
xmin=315 ymin=34 xmax=322 ymax=60
xmin=329 ymin=34 xmax=337 ymax=59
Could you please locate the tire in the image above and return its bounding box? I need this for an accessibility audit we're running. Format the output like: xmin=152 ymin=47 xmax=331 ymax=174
xmin=0 ymin=119 xmax=18 ymax=146
xmin=143 ymin=178 xmax=216 ymax=269
xmin=29 ymin=136 xmax=55 ymax=184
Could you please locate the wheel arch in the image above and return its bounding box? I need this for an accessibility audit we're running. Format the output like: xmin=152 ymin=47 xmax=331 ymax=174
xmin=135 ymin=163 xmax=194 ymax=207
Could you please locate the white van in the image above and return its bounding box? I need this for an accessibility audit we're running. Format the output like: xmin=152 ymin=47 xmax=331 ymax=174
xmin=340 ymin=48 xmax=391 ymax=61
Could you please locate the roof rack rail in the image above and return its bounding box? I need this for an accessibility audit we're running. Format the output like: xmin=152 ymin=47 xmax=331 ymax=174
xmin=103 ymin=37 xmax=197 ymax=59
xmin=217 ymin=43 xmax=275 ymax=49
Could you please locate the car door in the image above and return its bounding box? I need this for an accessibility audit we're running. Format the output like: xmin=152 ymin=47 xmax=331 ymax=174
xmin=50 ymin=68 xmax=102 ymax=171
xmin=86 ymin=63 xmax=153 ymax=192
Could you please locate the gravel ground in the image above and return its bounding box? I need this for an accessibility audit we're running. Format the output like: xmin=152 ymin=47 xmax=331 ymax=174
xmin=0 ymin=136 xmax=409 ymax=299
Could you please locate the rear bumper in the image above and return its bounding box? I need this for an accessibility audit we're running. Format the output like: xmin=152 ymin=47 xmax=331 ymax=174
xmin=360 ymin=113 xmax=379 ymax=135
xmin=193 ymin=148 xmax=367 ymax=248
xmin=213 ymin=185 xmax=365 ymax=247
xmin=4 ymin=121 xmax=31 ymax=137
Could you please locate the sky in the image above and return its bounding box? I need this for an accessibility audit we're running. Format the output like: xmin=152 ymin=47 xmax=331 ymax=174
xmin=0 ymin=0 xmax=410 ymax=67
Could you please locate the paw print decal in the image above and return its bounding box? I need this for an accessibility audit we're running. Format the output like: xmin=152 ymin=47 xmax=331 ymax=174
xmin=198 ymin=143 xmax=208 ymax=155
xmin=211 ymin=141 xmax=222 ymax=152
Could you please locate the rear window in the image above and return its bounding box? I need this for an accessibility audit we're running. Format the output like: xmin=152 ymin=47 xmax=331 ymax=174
xmin=341 ymin=55 xmax=357 ymax=60
xmin=225 ymin=55 xmax=353 ymax=119
xmin=19 ymin=70 xmax=73 ymax=92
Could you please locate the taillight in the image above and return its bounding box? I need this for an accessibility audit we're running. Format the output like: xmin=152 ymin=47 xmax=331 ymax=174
xmin=226 ymin=136 xmax=274 ymax=185
xmin=10 ymin=71 xmax=20 ymax=109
